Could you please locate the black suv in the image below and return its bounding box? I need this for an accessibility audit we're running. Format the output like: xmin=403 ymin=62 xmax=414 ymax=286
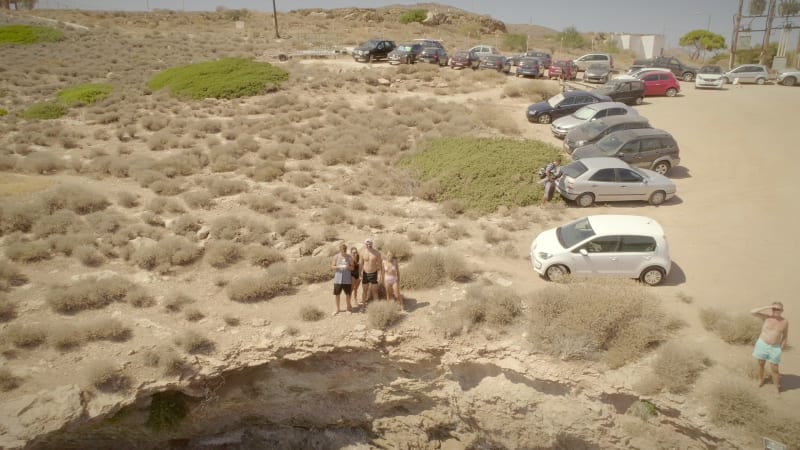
xmin=352 ymin=39 xmax=397 ymax=63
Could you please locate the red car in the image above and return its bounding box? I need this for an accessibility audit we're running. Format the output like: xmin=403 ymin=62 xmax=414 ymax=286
xmin=638 ymin=71 xmax=681 ymax=97
xmin=547 ymin=60 xmax=578 ymax=80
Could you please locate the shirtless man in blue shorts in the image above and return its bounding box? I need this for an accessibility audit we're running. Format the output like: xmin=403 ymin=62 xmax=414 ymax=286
xmin=750 ymin=302 xmax=789 ymax=394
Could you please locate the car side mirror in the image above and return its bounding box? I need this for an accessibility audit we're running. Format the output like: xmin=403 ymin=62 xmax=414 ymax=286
xmin=579 ymin=249 xmax=588 ymax=256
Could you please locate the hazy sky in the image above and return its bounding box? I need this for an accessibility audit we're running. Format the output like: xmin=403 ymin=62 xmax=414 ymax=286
xmin=38 ymin=0 xmax=795 ymax=49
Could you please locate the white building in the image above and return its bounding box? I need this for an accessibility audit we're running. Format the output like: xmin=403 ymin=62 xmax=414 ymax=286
xmin=613 ymin=33 xmax=665 ymax=60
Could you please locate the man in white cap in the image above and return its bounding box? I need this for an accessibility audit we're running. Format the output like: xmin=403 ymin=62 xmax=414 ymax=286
xmin=360 ymin=237 xmax=383 ymax=309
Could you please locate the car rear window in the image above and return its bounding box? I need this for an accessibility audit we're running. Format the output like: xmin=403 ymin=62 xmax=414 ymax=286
xmin=619 ymin=236 xmax=657 ymax=252
xmin=560 ymin=161 xmax=588 ymax=178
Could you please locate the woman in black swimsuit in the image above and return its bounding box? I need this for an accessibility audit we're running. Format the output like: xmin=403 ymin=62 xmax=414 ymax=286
xmin=350 ymin=247 xmax=361 ymax=307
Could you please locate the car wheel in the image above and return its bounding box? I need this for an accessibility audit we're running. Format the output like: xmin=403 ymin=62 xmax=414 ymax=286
xmin=576 ymin=193 xmax=595 ymax=207
xmin=652 ymin=161 xmax=671 ymax=176
xmin=648 ymin=190 xmax=666 ymax=206
xmin=682 ymin=72 xmax=694 ymax=82
xmin=635 ymin=96 xmax=644 ymax=105
xmin=756 ymin=77 xmax=766 ymax=85
xmin=665 ymin=88 xmax=677 ymax=97
xmin=783 ymin=76 xmax=796 ymax=86
xmin=640 ymin=266 xmax=666 ymax=286
xmin=537 ymin=113 xmax=552 ymax=124
xmin=366 ymin=54 xmax=372 ymax=63
xmin=545 ymin=264 xmax=570 ymax=282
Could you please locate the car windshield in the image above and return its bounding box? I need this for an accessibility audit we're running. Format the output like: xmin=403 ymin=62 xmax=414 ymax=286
xmin=556 ymin=217 xmax=596 ymax=248
xmin=547 ymin=93 xmax=565 ymax=108
xmin=572 ymin=106 xmax=598 ymax=120
xmin=595 ymin=133 xmax=624 ymax=153
xmin=560 ymin=161 xmax=588 ymax=179
xmin=361 ymin=40 xmax=380 ymax=48
xmin=700 ymin=66 xmax=722 ymax=74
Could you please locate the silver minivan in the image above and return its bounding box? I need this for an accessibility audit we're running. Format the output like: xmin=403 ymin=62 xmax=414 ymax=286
xmin=721 ymin=64 xmax=770 ymax=85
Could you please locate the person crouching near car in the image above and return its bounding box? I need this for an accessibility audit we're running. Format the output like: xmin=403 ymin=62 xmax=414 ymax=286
xmin=541 ymin=156 xmax=562 ymax=206
xmin=331 ymin=243 xmax=354 ymax=315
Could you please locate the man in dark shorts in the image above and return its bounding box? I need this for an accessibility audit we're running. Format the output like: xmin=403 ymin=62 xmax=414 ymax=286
xmin=331 ymin=243 xmax=353 ymax=315
xmin=360 ymin=238 xmax=383 ymax=308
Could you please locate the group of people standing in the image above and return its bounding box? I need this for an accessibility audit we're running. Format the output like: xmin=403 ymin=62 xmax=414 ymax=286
xmin=331 ymin=238 xmax=402 ymax=315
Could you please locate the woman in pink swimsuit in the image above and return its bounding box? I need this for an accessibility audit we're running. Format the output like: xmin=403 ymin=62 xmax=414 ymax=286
xmin=383 ymin=251 xmax=402 ymax=309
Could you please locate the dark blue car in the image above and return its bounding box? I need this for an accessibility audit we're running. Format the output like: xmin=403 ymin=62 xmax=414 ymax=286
xmin=526 ymin=90 xmax=611 ymax=124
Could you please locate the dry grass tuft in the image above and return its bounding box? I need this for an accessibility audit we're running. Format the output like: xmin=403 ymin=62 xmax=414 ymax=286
xmin=637 ymin=342 xmax=710 ymax=394
xmin=528 ymin=279 xmax=673 ymax=367
xmin=0 ymin=259 xmax=28 ymax=290
xmin=48 ymin=324 xmax=86 ymax=351
xmin=163 ymin=292 xmax=195 ymax=313
xmin=130 ymin=236 xmax=201 ymax=272
xmin=367 ymin=301 xmax=401 ymax=330
xmin=184 ymin=308 xmax=205 ymax=322
xmin=46 ymin=276 xmax=134 ymax=313
xmin=0 ymin=368 xmax=20 ymax=391
xmin=248 ymin=245 xmax=285 ymax=268
xmin=86 ymin=361 xmax=131 ymax=393
xmin=299 ymin=305 xmax=325 ymax=322
xmin=204 ymin=240 xmax=242 ymax=268
xmin=227 ymin=267 xmax=292 ymax=303
xmin=174 ymin=330 xmax=215 ymax=355
xmin=401 ymin=250 xmax=472 ymax=290
xmin=699 ymin=308 xmax=761 ymax=345
xmin=142 ymin=346 xmax=187 ymax=375
xmin=290 ymin=256 xmax=331 ymax=284
xmin=379 ymin=237 xmax=413 ymax=261
xmin=0 ymin=294 xmax=18 ymax=322
xmin=85 ymin=318 xmax=132 ymax=342
xmin=2 ymin=323 xmax=47 ymax=348
xmin=223 ymin=314 xmax=240 ymax=326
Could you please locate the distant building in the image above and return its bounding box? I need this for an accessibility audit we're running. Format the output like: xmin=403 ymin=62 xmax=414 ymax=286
xmin=613 ymin=33 xmax=665 ymax=60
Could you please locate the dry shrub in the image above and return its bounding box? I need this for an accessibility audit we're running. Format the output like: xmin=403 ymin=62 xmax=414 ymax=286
xmin=0 ymin=200 xmax=46 ymax=234
xmin=528 ymin=279 xmax=672 ymax=367
xmin=379 ymin=237 xmax=413 ymax=261
xmin=48 ymin=323 xmax=86 ymax=351
xmin=441 ymin=199 xmax=467 ymax=218
xmin=248 ymin=245 xmax=285 ymax=268
xmin=2 ymin=323 xmax=47 ymax=348
xmin=290 ymin=256 xmax=330 ymax=283
xmin=46 ymin=276 xmax=135 ymax=314
xmin=163 ymin=292 xmax=195 ymax=313
xmin=223 ymin=315 xmax=240 ymax=326
xmin=142 ymin=346 xmax=186 ymax=375
xmin=127 ymin=286 xmax=155 ymax=308
xmin=47 ymin=232 xmax=95 ymax=256
xmin=84 ymin=318 xmax=132 ymax=342
xmin=130 ymin=236 xmax=201 ymax=272
xmin=0 ymin=368 xmax=20 ymax=391
xmin=39 ymin=184 xmax=109 ymax=215
xmin=146 ymin=196 xmax=184 ymax=214
xmin=74 ymin=245 xmax=106 ymax=267
xmin=204 ymin=240 xmax=242 ymax=268
xmin=205 ymin=177 xmax=249 ymax=197
xmin=210 ymin=216 xmax=244 ymax=240
xmin=227 ymin=268 xmax=292 ymax=303
xmin=321 ymin=205 xmax=347 ymax=225
xmin=298 ymin=235 xmax=323 ymax=256
xmin=117 ymin=191 xmax=139 ymax=208
xmin=699 ymin=308 xmax=761 ymax=345
xmin=86 ymin=361 xmax=131 ymax=393
xmin=184 ymin=308 xmax=205 ymax=322
xmin=483 ymin=227 xmax=510 ymax=244
xmin=367 ymin=301 xmax=400 ymax=330
xmin=5 ymin=239 xmax=52 ymax=262
xmin=287 ymin=172 xmax=314 ymax=188
xmin=641 ymin=342 xmax=710 ymax=394
xmin=172 ymin=214 xmax=201 ymax=236
xmin=183 ymin=190 xmax=214 ymax=209
xmin=16 ymin=151 xmax=66 ymax=174
xmin=174 ymin=329 xmax=215 ymax=355
xmin=250 ymin=162 xmax=285 ymax=182
xmin=401 ymin=250 xmax=472 ymax=290
xmin=243 ymin=194 xmax=279 ymax=214
xmin=0 ymin=259 xmax=28 ymax=291
xmin=300 ymin=305 xmax=325 ymax=322
xmin=0 ymin=294 xmax=17 ymax=322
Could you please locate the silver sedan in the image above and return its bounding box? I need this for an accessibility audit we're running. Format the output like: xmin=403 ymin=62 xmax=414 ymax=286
xmin=557 ymin=157 xmax=676 ymax=207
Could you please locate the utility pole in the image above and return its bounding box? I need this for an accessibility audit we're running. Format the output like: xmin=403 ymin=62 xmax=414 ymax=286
xmin=759 ymin=0 xmax=777 ymax=64
xmin=730 ymin=0 xmax=744 ymax=69
xmin=272 ymin=0 xmax=280 ymax=39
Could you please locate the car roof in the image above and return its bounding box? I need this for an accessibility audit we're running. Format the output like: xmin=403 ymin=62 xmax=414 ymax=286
xmin=586 ymin=215 xmax=665 ymax=237
xmin=613 ymin=128 xmax=672 ymax=139
xmin=571 ymin=157 xmax=633 ymax=170
xmin=584 ymin=101 xmax=629 ymax=110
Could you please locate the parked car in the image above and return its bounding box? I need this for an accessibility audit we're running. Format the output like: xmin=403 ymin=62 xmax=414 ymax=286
xmin=522 ymin=50 xmax=552 ymax=68
xmin=479 ymin=55 xmax=510 ymax=73
xmin=352 ymin=39 xmax=396 ymax=63
xmin=564 ymin=115 xmax=651 ymax=153
xmin=530 ymin=215 xmax=671 ymax=286
xmin=551 ymin=102 xmax=638 ymax=139
xmin=418 ymin=47 xmax=449 ymax=66
xmin=583 ymin=63 xmax=612 ymax=83
xmin=450 ymin=50 xmax=480 ymax=69
xmin=619 ymin=67 xmax=671 ymax=79
xmin=777 ymin=68 xmax=800 ymax=86
xmin=526 ymin=90 xmax=611 ymax=124
xmin=413 ymin=38 xmax=445 ymax=50
xmin=694 ymin=65 xmax=724 ymax=89
xmin=722 ymin=64 xmax=770 ymax=85
xmin=557 ymin=157 xmax=676 ymax=207
xmin=638 ymin=71 xmax=681 ymax=97
xmin=388 ymin=43 xmax=424 ymax=64
xmin=631 ymin=56 xmax=698 ymax=81
xmin=469 ymin=44 xmax=501 ymax=60
xmin=591 ymin=78 xmax=646 ymax=105
xmin=547 ymin=60 xmax=578 ymax=80
xmin=514 ymin=57 xmax=542 ymax=78
xmin=574 ymin=53 xmax=614 ymax=71
xmin=571 ymin=128 xmax=681 ymax=176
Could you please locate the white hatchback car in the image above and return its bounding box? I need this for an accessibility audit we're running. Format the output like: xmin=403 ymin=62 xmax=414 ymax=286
xmin=530 ymin=215 xmax=671 ymax=286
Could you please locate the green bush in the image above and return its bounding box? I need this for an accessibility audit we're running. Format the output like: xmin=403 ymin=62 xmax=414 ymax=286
xmin=503 ymin=33 xmax=527 ymax=52
xmin=22 ymin=102 xmax=68 ymax=120
xmin=0 ymin=25 xmax=64 ymax=45
xmin=57 ymin=83 xmax=114 ymax=107
xmin=148 ymin=58 xmax=289 ymax=100
xmin=399 ymin=9 xmax=427 ymax=24
xmin=0 ymin=108 xmax=7 ymax=117
xmin=399 ymin=138 xmax=561 ymax=213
